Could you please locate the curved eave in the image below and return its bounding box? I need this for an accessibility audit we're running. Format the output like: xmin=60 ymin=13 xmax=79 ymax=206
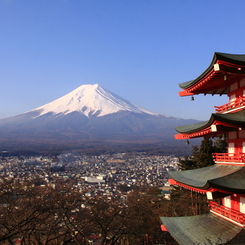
xmin=160 ymin=213 xmax=243 ymax=245
xmin=175 ymin=109 xmax=245 ymax=139
xmin=168 ymin=165 xmax=245 ymax=193
xmin=175 ymin=120 xmax=211 ymax=134
xmin=179 ymin=52 xmax=245 ymax=96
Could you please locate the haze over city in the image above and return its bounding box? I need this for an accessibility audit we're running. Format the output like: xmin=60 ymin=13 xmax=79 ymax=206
xmin=1 ymin=0 xmax=244 ymax=120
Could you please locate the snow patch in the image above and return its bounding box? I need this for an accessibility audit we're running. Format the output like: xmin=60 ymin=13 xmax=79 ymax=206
xmin=29 ymin=84 xmax=159 ymax=118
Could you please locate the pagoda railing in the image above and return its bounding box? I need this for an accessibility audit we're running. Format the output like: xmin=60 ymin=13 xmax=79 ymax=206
xmin=209 ymin=201 xmax=245 ymax=225
xmin=214 ymin=97 xmax=245 ymax=113
xmin=212 ymin=152 xmax=245 ymax=164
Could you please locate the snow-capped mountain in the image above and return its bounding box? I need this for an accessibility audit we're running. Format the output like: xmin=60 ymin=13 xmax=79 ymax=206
xmin=31 ymin=84 xmax=158 ymax=118
xmin=0 ymin=84 xmax=199 ymax=153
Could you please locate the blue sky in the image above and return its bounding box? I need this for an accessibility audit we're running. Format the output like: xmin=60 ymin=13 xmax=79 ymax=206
xmin=1 ymin=0 xmax=245 ymax=120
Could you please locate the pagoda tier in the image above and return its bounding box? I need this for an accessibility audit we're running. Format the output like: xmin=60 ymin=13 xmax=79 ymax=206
xmin=160 ymin=53 xmax=245 ymax=244
xmin=175 ymin=109 xmax=245 ymax=140
xmin=167 ymin=165 xmax=245 ymax=228
xmin=160 ymin=214 xmax=245 ymax=245
xmin=168 ymin=164 xmax=245 ymax=194
xmin=179 ymin=52 xmax=245 ymax=97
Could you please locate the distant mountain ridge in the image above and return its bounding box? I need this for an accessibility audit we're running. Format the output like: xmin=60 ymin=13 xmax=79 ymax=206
xmin=0 ymin=84 xmax=199 ymax=153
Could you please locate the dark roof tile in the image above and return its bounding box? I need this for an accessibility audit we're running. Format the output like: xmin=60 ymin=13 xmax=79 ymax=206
xmin=179 ymin=52 xmax=245 ymax=89
xmin=169 ymin=165 xmax=245 ymax=192
xmin=175 ymin=110 xmax=245 ymax=134
xmin=160 ymin=213 xmax=243 ymax=245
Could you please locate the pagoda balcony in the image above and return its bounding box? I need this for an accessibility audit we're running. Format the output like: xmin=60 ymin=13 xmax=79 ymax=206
xmin=214 ymin=97 xmax=245 ymax=113
xmin=209 ymin=201 xmax=245 ymax=225
xmin=212 ymin=152 xmax=245 ymax=164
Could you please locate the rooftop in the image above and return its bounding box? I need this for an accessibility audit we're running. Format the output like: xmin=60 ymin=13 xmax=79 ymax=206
xmin=160 ymin=213 xmax=243 ymax=245
xmin=179 ymin=52 xmax=245 ymax=96
xmin=168 ymin=164 xmax=245 ymax=193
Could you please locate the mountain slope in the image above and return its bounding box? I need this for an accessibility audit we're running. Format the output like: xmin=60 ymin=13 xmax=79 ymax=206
xmin=0 ymin=84 xmax=199 ymax=153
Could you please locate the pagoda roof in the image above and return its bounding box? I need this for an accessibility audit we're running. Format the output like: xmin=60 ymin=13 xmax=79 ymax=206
xmin=179 ymin=52 xmax=245 ymax=96
xmin=168 ymin=164 xmax=245 ymax=193
xmin=160 ymin=213 xmax=243 ymax=245
xmin=175 ymin=109 xmax=245 ymax=138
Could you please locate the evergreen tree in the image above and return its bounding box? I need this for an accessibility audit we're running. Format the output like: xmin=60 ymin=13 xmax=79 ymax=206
xmin=194 ymin=137 xmax=215 ymax=168
xmin=213 ymin=137 xmax=227 ymax=153
xmin=178 ymin=155 xmax=196 ymax=170
xmin=179 ymin=137 xmax=226 ymax=170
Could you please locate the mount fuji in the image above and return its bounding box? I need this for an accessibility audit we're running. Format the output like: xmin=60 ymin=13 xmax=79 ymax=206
xmin=0 ymin=84 xmax=199 ymax=153
xmin=32 ymin=84 xmax=158 ymax=118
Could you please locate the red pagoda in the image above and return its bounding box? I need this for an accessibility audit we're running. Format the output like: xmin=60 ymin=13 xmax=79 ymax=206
xmin=160 ymin=53 xmax=245 ymax=244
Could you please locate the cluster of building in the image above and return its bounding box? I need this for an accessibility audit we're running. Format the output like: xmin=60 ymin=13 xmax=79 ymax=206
xmin=0 ymin=152 xmax=178 ymax=202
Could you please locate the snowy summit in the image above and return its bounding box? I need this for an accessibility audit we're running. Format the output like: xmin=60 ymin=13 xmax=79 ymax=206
xmin=31 ymin=84 xmax=158 ymax=118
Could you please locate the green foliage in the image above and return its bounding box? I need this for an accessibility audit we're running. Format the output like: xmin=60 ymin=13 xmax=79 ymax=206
xmin=213 ymin=137 xmax=227 ymax=153
xmin=193 ymin=137 xmax=215 ymax=168
xmin=178 ymin=155 xmax=197 ymax=170
xmin=179 ymin=137 xmax=226 ymax=170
